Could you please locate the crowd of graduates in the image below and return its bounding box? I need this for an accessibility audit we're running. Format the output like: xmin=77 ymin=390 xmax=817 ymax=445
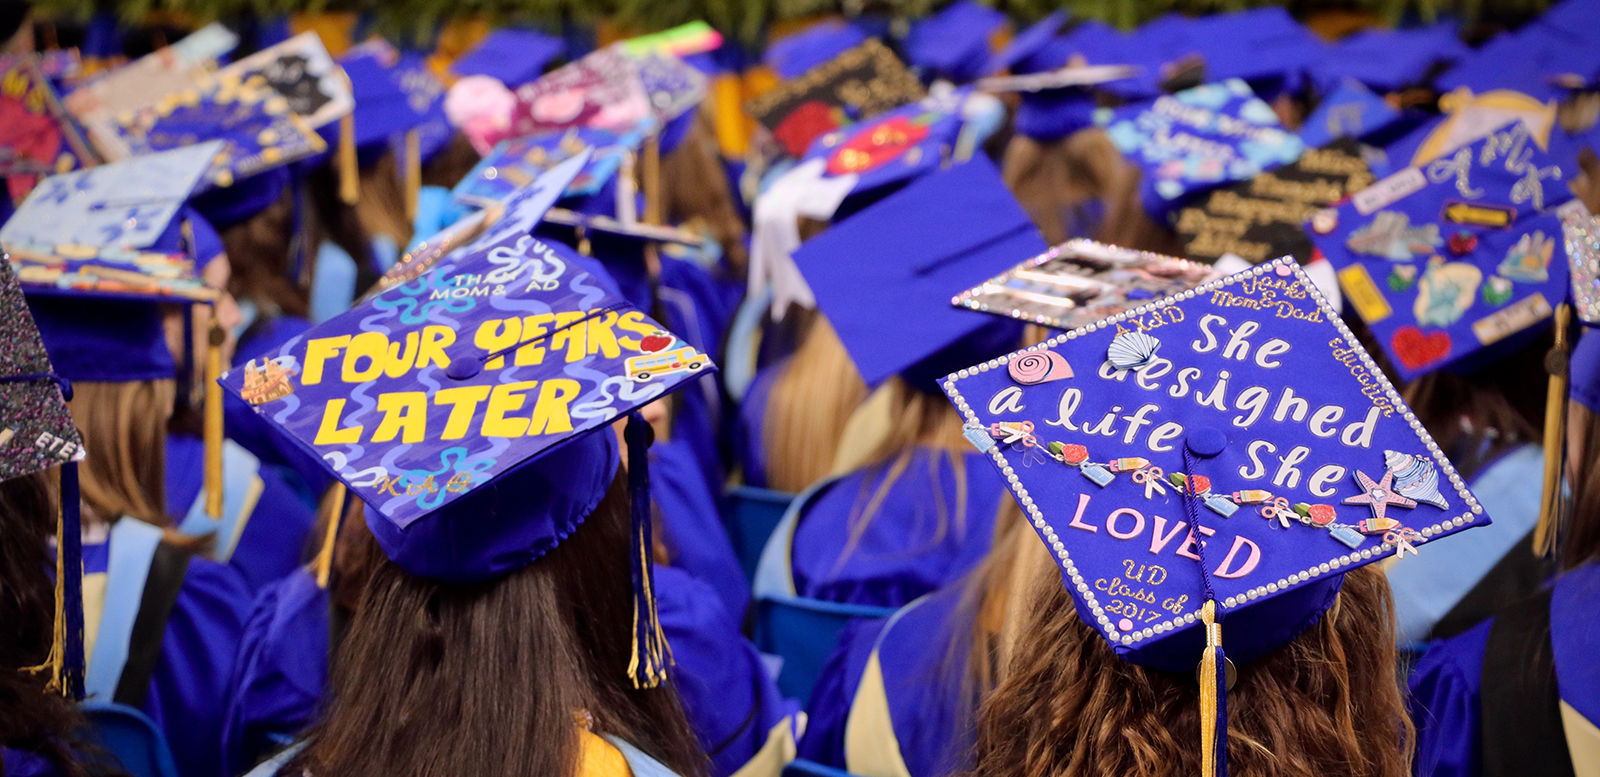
xmin=1 ymin=1 xmax=1599 ymax=776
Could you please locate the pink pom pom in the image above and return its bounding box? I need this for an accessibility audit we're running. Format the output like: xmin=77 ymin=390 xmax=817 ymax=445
xmin=445 ymin=76 xmax=516 ymax=154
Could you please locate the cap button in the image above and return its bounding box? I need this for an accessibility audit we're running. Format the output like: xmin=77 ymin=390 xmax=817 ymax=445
xmin=445 ymin=357 xmax=482 ymax=381
xmin=1186 ymin=426 xmax=1227 ymax=459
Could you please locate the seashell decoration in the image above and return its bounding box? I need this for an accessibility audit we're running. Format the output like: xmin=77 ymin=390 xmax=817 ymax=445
xmin=1106 ymin=331 xmax=1160 ymax=371
xmin=1383 ymin=450 xmax=1449 ymax=510
xmin=1008 ymin=350 xmax=1074 ymax=385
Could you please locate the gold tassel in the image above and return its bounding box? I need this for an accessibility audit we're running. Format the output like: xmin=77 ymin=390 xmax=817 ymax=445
xmin=339 ymin=112 xmax=359 ymax=205
xmin=1536 ymin=303 xmax=1572 ymax=556
xmin=204 ymin=323 xmax=225 ymax=519
xmin=404 ymin=128 xmax=422 ymax=223
xmin=316 ymin=484 xmax=347 ymax=589
xmin=22 ymin=504 xmax=67 ymax=694
xmin=641 ymin=134 xmax=663 ymax=280
xmin=1198 ymin=599 xmax=1220 ymax=777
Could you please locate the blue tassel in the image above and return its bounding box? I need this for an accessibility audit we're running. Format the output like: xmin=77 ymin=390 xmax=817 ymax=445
xmin=60 ymin=461 xmax=84 ymax=701
xmin=624 ymin=412 xmax=669 ymax=687
xmin=1213 ymin=643 xmax=1228 ymax=777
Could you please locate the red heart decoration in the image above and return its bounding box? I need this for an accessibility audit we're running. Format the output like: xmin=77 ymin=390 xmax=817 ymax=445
xmin=1391 ymin=326 xmax=1452 ymax=371
xmin=1307 ymin=504 xmax=1337 ymax=526
xmin=827 ymin=116 xmax=929 ymax=176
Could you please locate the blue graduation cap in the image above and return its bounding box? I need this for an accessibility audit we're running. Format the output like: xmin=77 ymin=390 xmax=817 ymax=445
xmin=942 ymin=256 xmax=1489 ymax=776
xmin=986 ymin=11 xmax=1068 ymax=76
xmin=793 ymin=156 xmax=1045 ymax=390
xmin=1311 ymin=121 xmax=1576 ymax=380
xmin=1188 ymin=8 xmax=1322 ymax=100
xmin=1098 ymin=78 xmax=1305 ymax=223
xmin=1007 ymin=19 xmax=1125 ymax=141
xmin=337 ymin=43 xmax=443 ymax=166
xmin=0 ymin=258 xmax=88 ymax=700
xmin=1310 ymin=24 xmax=1467 ymax=95
xmin=764 ymin=20 xmax=869 ymax=80
xmin=453 ymin=127 xmax=642 ymax=208
xmin=1298 ymin=78 xmax=1403 ymax=149
xmin=451 ymin=29 xmax=565 ymax=89
xmin=904 ymin=0 xmax=1008 ymax=84
xmin=220 ymin=150 xmax=712 ymax=688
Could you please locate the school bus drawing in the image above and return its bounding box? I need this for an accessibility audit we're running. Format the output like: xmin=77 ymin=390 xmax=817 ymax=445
xmin=626 ymin=347 xmax=707 ymax=382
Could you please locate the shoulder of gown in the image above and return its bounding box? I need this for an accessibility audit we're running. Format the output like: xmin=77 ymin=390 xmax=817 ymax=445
xmin=653 ymin=437 xmax=750 ymax=623
xmin=223 ymin=569 xmax=330 ymax=777
xmin=1408 ymin=617 xmax=1494 ymax=777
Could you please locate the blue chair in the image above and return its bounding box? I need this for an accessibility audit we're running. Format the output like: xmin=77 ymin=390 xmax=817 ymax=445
xmin=755 ymin=595 xmax=896 ymax=702
xmin=723 ymin=486 xmax=796 ymax=580
xmin=80 ymin=701 xmax=180 ymax=777
xmin=783 ymin=759 xmax=863 ymax=777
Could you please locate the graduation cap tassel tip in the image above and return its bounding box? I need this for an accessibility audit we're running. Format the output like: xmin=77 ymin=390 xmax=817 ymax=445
xmin=339 ymin=113 xmax=359 ymax=206
xmin=1536 ymin=303 xmax=1572 ymax=557
xmin=624 ymin=411 xmax=669 ymax=689
xmin=205 ymin=323 xmax=225 ymax=519
xmin=316 ymin=484 xmax=347 ymax=590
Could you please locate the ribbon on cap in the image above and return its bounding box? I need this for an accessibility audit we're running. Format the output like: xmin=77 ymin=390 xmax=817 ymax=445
xmin=624 ymin=411 xmax=671 ymax=688
xmin=1181 ymin=447 xmax=1228 ymax=777
xmin=2 ymin=372 xmax=85 ymax=700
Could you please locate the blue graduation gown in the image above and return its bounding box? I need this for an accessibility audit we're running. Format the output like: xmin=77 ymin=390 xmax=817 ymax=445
xmin=734 ymin=358 xmax=784 ymax=490
xmin=223 ymin=568 xmax=794 ymax=777
xmin=657 ymin=566 xmax=800 ymax=777
xmin=658 ymin=254 xmax=734 ymax=500
xmin=1 ymin=749 xmax=67 ymax=777
xmin=83 ymin=533 xmax=251 ymax=777
xmin=166 ymin=433 xmax=319 ymax=593
xmin=654 ymin=438 xmax=750 ymax=623
xmin=789 ymin=449 xmax=1004 ymax=607
xmin=1408 ymin=561 xmax=1600 ymax=777
xmin=799 ymin=585 xmax=978 ymax=776
xmin=222 ymin=569 xmax=329 ymax=777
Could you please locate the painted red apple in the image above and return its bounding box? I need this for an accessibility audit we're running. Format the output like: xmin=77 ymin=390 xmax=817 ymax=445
xmin=827 ymin=115 xmax=929 ymax=175
xmin=640 ymin=332 xmax=674 ymax=353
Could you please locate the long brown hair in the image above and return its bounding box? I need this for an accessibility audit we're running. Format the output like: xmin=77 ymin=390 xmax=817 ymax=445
xmin=963 ymin=565 xmax=1413 ymax=777
xmin=763 ymin=315 xmax=868 ymax=493
xmin=355 ymin=151 xmax=414 ymax=250
xmin=69 ymin=380 xmax=170 ymax=528
xmin=221 ymin=189 xmax=309 ymax=320
xmin=290 ymin=474 xmax=707 ymax=777
xmin=1001 ymin=129 xmax=1185 ymax=255
xmin=663 ymin=111 xmax=748 ymax=275
xmin=1560 ymin=401 xmax=1600 ymax=571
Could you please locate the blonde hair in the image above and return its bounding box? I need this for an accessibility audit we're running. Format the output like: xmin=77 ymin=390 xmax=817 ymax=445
xmin=762 ymin=316 xmax=868 ymax=493
xmin=356 ymin=151 xmax=414 ymax=250
xmin=69 ymin=381 xmax=206 ymax=552
xmin=1001 ymin=129 xmax=1186 ymax=255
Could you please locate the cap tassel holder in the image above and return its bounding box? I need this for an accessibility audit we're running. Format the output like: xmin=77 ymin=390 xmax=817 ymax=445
xmin=204 ymin=323 xmax=225 ymax=519
xmin=624 ymin=411 xmax=670 ymax=688
xmin=1182 ymin=447 xmax=1228 ymax=777
xmin=404 ymin=128 xmax=422 ymax=223
xmin=339 ymin=112 xmax=359 ymax=206
xmin=316 ymin=483 xmax=347 ymax=589
xmin=1536 ymin=303 xmax=1571 ymax=556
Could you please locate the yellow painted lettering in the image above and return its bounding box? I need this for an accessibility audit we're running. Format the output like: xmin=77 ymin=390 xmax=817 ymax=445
xmin=302 ymin=335 xmax=350 ymax=385
xmin=383 ymin=332 xmax=420 ymax=378
xmin=550 ymin=311 xmax=589 ymax=363
xmin=372 ymin=392 xmax=427 ymax=444
xmin=514 ymin=314 xmax=553 ymax=366
xmin=474 ymin=318 xmax=522 ymax=369
xmin=615 ymin=310 xmax=654 ymax=350
xmin=528 ymin=379 xmax=580 ymax=435
xmin=586 ymin=311 xmax=621 ymax=359
xmin=434 ymin=386 xmax=491 ymax=440
xmin=342 ymin=331 xmax=391 ymax=383
xmin=482 ymin=381 xmax=539 ymax=437
xmin=416 ymin=326 xmax=455 ymax=371
xmin=313 ymin=398 xmax=364 ymax=445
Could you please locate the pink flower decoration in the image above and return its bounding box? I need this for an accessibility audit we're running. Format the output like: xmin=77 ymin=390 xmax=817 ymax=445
xmin=445 ymin=76 xmax=516 ymax=154
xmin=531 ymin=88 xmax=587 ymax=124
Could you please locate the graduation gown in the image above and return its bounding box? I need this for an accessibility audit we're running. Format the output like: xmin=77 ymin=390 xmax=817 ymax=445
xmin=223 ymin=568 xmax=794 ymax=777
xmin=654 ymin=437 xmax=750 ymax=623
xmin=799 ymin=585 xmax=979 ymax=777
xmin=769 ymin=448 xmax=1004 ymax=608
xmin=1 ymin=750 xmax=68 ymax=777
xmin=82 ymin=519 xmax=252 ymax=777
xmin=1409 ymin=561 xmax=1600 ymax=777
xmin=166 ymin=433 xmax=319 ymax=593
xmin=734 ymin=358 xmax=784 ymax=490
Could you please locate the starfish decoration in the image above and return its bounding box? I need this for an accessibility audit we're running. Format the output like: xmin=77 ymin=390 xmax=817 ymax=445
xmin=1342 ymin=469 xmax=1416 ymax=523
xmin=1346 ymin=211 xmax=1442 ymax=262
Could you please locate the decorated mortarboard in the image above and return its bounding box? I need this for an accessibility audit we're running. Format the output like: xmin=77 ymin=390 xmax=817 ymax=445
xmin=1095 ymin=78 xmax=1305 ymax=223
xmin=0 ymin=54 xmax=99 ymax=202
xmin=1175 ymin=137 xmax=1376 ymax=265
xmin=952 ymin=238 xmax=1219 ymax=329
xmin=619 ymin=22 xmax=724 ymax=59
xmin=0 ymin=257 xmax=88 ymax=702
xmin=215 ymin=32 xmax=355 ymax=131
xmin=744 ymin=38 xmax=925 ymax=158
xmin=1310 ymin=121 xmax=1574 ymax=379
xmin=501 ymin=47 xmax=657 ymax=148
xmin=941 ymin=256 xmax=1489 ymax=777
xmin=452 ymin=127 xmax=643 ymax=208
xmin=904 ymin=0 xmax=1008 ymax=85
xmin=763 ymin=20 xmax=870 ymax=80
xmin=799 ymin=87 xmax=968 ymax=195
xmin=64 ymin=22 xmax=238 ymax=158
xmin=534 ymin=210 xmax=705 ymax=312
xmin=221 ymin=150 xmax=712 ymax=687
xmin=1 ymin=143 xmax=222 ymax=301
xmin=335 ymin=41 xmax=448 ymax=177
xmin=450 ymin=29 xmax=565 ymax=90
xmin=1297 ymin=79 xmax=1403 ymax=150
xmin=626 ymin=49 xmax=708 ymax=126
xmin=793 ymin=156 xmax=1045 ymax=390
xmin=1383 ymin=88 xmax=1561 ymax=172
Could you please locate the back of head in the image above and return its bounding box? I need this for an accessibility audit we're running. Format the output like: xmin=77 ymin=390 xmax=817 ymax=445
xmin=297 ymin=473 xmax=705 ymax=777
xmin=663 ymin=111 xmax=748 ymax=275
xmin=764 ymin=316 xmax=868 ymax=492
xmin=966 ymin=565 xmax=1411 ymax=777
xmin=68 ymin=380 xmax=174 ymax=529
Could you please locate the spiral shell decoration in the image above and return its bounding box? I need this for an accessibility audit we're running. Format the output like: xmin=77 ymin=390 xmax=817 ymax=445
xmin=1106 ymin=332 xmax=1160 ymax=371
xmin=1383 ymin=450 xmax=1449 ymax=509
xmin=1008 ymin=350 xmax=1074 ymax=385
